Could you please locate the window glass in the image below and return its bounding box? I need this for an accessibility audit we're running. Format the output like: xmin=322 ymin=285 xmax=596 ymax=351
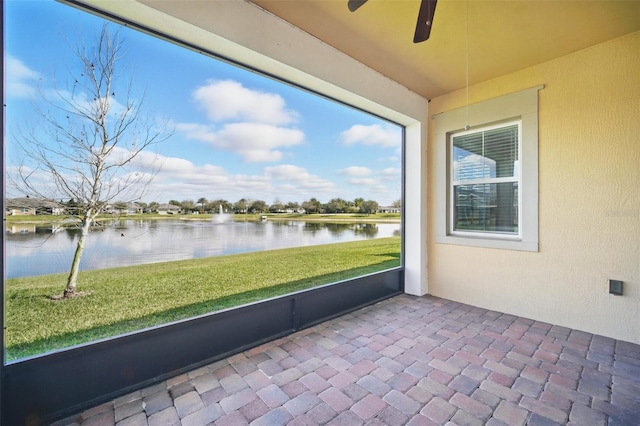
xmin=453 ymin=183 xmax=518 ymax=233
xmin=451 ymin=123 xmax=520 ymax=235
xmin=484 ymin=125 xmax=518 ymax=179
xmin=453 ymin=133 xmax=486 ymax=180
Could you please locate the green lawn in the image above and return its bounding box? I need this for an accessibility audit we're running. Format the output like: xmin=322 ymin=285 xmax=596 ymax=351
xmin=5 ymin=237 xmax=401 ymax=360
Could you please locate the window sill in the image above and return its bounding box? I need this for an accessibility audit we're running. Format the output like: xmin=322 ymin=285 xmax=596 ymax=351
xmin=435 ymin=234 xmax=539 ymax=252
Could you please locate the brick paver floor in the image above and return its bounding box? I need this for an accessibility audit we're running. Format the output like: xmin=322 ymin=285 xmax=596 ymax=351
xmin=52 ymin=295 xmax=640 ymax=425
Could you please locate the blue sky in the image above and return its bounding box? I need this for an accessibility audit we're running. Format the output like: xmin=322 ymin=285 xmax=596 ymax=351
xmin=4 ymin=0 xmax=402 ymax=206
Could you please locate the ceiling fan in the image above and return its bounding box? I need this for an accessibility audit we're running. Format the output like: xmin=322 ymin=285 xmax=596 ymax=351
xmin=348 ymin=0 xmax=438 ymax=43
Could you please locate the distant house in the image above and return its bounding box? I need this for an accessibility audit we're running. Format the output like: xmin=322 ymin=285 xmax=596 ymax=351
xmin=285 ymin=208 xmax=306 ymax=214
xmin=126 ymin=203 xmax=144 ymax=215
xmin=103 ymin=203 xmax=143 ymax=215
xmin=157 ymin=203 xmax=182 ymax=215
xmin=102 ymin=205 xmax=119 ymax=215
xmin=6 ymin=224 xmax=37 ymax=234
xmin=5 ymin=197 xmax=65 ymax=216
xmin=377 ymin=206 xmax=400 ymax=214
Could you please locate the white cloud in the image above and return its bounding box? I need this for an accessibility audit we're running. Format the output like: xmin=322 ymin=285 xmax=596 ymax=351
xmin=5 ymin=165 xmax=52 ymax=198
xmin=213 ymin=123 xmax=304 ymax=162
xmin=336 ymin=166 xmax=401 ymax=203
xmin=134 ymin=153 xmax=237 ymax=200
xmin=7 ymin=152 xmax=399 ymax=205
xmin=348 ymin=178 xmax=377 ymax=185
xmin=150 ymin=154 xmax=192 ymax=173
xmin=380 ymin=168 xmax=401 ymax=185
xmin=179 ymin=79 xmax=304 ymax=163
xmin=6 ymin=54 xmax=134 ymax=122
xmin=339 ymin=124 xmax=401 ymax=148
xmin=264 ymin=164 xmax=309 ymax=180
xmin=264 ymin=164 xmax=336 ymax=193
xmin=193 ymin=80 xmax=297 ymax=125
xmin=381 ymin=167 xmax=400 ymax=177
xmin=174 ymin=123 xmax=216 ymax=143
xmin=6 ymin=55 xmax=41 ymax=98
xmin=339 ymin=166 xmax=372 ymax=177
xmin=144 ymin=161 xmax=336 ymax=203
xmin=177 ymin=122 xmax=304 ymax=163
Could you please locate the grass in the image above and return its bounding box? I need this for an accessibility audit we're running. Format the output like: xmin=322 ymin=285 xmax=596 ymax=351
xmin=5 ymin=237 xmax=401 ymax=361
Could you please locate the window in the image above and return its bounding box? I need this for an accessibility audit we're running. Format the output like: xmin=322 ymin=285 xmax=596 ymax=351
xmin=434 ymin=86 xmax=542 ymax=251
xmin=3 ymin=0 xmax=404 ymax=361
xmin=450 ymin=121 xmax=521 ymax=237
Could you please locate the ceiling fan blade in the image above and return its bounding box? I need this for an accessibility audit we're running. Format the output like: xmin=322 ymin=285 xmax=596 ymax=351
xmin=348 ymin=0 xmax=368 ymax=12
xmin=413 ymin=0 xmax=437 ymax=43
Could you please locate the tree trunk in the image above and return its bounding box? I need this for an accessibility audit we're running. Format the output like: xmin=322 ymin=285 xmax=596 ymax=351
xmin=64 ymin=217 xmax=92 ymax=297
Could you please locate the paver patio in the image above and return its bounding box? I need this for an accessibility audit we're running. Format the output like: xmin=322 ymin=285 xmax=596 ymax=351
xmin=52 ymin=294 xmax=640 ymax=425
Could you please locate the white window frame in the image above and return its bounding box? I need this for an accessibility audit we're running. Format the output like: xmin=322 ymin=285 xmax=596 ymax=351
xmin=433 ymin=86 xmax=543 ymax=252
xmin=449 ymin=120 xmax=522 ymax=239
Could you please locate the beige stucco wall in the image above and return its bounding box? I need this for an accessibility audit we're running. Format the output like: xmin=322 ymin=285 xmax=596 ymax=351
xmin=427 ymin=31 xmax=640 ymax=343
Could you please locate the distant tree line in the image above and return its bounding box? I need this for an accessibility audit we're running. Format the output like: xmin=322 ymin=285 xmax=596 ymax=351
xmin=157 ymin=197 xmax=400 ymax=215
xmin=58 ymin=197 xmax=401 ymax=215
xmin=49 ymin=197 xmax=402 ymax=216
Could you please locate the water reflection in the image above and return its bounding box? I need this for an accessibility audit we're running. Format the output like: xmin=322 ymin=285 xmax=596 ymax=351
xmin=6 ymin=219 xmax=400 ymax=278
xmin=301 ymin=222 xmax=381 ymax=237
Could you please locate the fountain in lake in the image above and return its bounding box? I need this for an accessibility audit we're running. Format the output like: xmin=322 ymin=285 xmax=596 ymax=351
xmin=212 ymin=205 xmax=232 ymax=224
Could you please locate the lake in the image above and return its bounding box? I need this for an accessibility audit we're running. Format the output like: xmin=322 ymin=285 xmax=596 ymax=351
xmin=5 ymin=218 xmax=401 ymax=278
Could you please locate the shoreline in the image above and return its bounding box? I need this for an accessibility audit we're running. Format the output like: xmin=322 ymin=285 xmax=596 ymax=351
xmin=6 ymin=213 xmax=402 ymax=226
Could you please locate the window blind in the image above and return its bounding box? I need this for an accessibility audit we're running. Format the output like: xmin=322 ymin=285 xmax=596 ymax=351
xmin=451 ymin=123 xmax=520 ymax=234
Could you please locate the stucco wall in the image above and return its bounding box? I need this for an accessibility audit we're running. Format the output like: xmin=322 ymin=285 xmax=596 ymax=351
xmin=427 ymin=32 xmax=640 ymax=343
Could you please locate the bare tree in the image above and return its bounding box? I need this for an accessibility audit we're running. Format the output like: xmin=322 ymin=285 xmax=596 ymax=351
xmin=12 ymin=25 xmax=172 ymax=298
